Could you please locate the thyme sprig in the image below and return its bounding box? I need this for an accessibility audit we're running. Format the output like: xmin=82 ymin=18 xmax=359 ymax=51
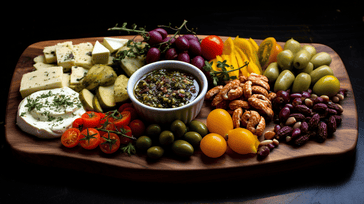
xmin=203 ymin=60 xmax=249 ymax=86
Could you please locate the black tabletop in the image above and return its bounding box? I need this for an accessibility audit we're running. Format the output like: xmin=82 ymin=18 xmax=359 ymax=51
xmin=2 ymin=6 xmax=364 ymax=203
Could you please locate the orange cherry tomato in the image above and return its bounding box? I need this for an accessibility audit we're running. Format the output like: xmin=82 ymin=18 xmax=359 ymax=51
xmin=257 ymin=37 xmax=277 ymax=70
xmin=99 ymin=132 xmax=121 ymax=154
xmin=79 ymin=128 xmax=101 ymax=150
xmin=61 ymin=128 xmax=81 ymax=148
xmin=81 ymin=111 xmax=101 ymax=128
xmin=201 ymin=35 xmax=224 ymax=60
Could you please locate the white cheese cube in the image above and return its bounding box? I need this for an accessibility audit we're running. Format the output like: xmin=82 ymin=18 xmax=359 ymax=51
xmin=33 ymin=62 xmax=59 ymax=70
xmin=62 ymin=73 xmax=70 ymax=87
xmin=74 ymin=42 xmax=93 ymax=69
xmin=103 ymin=38 xmax=128 ymax=53
xmin=43 ymin=45 xmax=57 ymax=64
xmin=56 ymin=42 xmax=75 ymax=72
xmin=34 ymin=55 xmax=46 ymax=63
xmin=92 ymin=41 xmax=110 ymax=64
xmin=70 ymin=66 xmax=88 ymax=85
xmin=19 ymin=67 xmax=64 ymax=98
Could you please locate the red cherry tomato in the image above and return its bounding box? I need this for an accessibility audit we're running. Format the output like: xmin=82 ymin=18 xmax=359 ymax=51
xmin=113 ymin=111 xmax=131 ymax=128
xmin=61 ymin=128 xmax=81 ymax=148
xmin=99 ymin=132 xmax=120 ymax=154
xmin=79 ymin=128 xmax=101 ymax=150
xmin=119 ymin=125 xmax=133 ymax=144
xmin=201 ymin=35 xmax=224 ymax=60
xmin=81 ymin=111 xmax=101 ymax=128
xmin=129 ymin=119 xmax=145 ymax=138
xmin=118 ymin=103 xmax=133 ymax=113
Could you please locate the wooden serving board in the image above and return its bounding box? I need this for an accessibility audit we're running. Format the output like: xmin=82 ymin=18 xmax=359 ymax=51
xmin=5 ymin=36 xmax=358 ymax=182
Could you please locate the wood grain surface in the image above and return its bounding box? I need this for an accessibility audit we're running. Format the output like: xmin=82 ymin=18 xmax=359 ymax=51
xmin=5 ymin=36 xmax=358 ymax=182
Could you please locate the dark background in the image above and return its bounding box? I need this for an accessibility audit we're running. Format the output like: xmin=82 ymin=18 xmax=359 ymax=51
xmin=2 ymin=5 xmax=364 ymax=203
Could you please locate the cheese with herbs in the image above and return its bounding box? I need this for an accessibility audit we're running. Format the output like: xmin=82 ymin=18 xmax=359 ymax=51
xmin=16 ymin=87 xmax=86 ymax=139
xmin=56 ymin=42 xmax=75 ymax=72
xmin=20 ymin=67 xmax=64 ymax=98
xmin=70 ymin=66 xmax=88 ymax=85
xmin=43 ymin=45 xmax=57 ymax=64
xmin=92 ymin=41 xmax=110 ymax=64
xmin=74 ymin=42 xmax=93 ymax=69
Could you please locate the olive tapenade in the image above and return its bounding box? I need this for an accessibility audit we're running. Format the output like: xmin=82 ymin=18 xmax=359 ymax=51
xmin=134 ymin=69 xmax=199 ymax=108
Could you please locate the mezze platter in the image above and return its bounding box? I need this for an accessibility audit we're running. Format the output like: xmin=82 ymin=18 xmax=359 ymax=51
xmin=5 ymin=36 xmax=358 ymax=182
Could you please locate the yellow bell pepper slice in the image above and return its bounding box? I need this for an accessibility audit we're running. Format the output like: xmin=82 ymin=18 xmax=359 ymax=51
xmin=234 ymin=36 xmax=262 ymax=72
xmin=248 ymin=38 xmax=259 ymax=52
xmin=223 ymin=37 xmax=235 ymax=55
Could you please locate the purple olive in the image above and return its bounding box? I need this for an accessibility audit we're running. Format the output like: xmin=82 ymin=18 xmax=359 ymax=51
xmin=175 ymin=36 xmax=190 ymax=51
xmin=152 ymin=28 xmax=168 ymax=39
xmin=165 ymin=48 xmax=178 ymax=60
xmin=177 ymin=52 xmax=190 ymax=63
xmin=276 ymin=90 xmax=290 ymax=103
xmin=279 ymin=106 xmax=291 ymax=122
xmin=148 ymin=30 xmax=163 ymax=45
xmin=188 ymin=39 xmax=202 ymax=56
xmin=191 ymin=56 xmax=204 ymax=69
xmin=146 ymin=47 xmax=160 ymax=64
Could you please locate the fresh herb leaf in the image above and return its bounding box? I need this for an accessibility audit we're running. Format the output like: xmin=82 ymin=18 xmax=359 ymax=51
xmin=203 ymin=60 xmax=249 ymax=86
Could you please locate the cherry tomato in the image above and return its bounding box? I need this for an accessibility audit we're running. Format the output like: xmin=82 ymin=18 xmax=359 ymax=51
xmin=79 ymin=128 xmax=101 ymax=150
xmin=118 ymin=103 xmax=133 ymax=113
xmin=201 ymin=35 xmax=224 ymax=60
xmin=99 ymin=132 xmax=120 ymax=154
xmin=113 ymin=111 xmax=131 ymax=128
xmin=81 ymin=111 xmax=101 ymax=128
xmin=118 ymin=125 xmax=133 ymax=144
xmin=123 ymin=107 xmax=137 ymax=121
xmin=61 ymin=128 xmax=81 ymax=148
xmin=72 ymin=118 xmax=84 ymax=131
xmin=129 ymin=119 xmax=145 ymax=137
xmin=97 ymin=120 xmax=116 ymax=137
xmin=257 ymin=37 xmax=278 ymax=70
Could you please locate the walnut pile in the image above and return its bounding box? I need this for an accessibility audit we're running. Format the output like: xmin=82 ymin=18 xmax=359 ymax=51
xmin=205 ymin=73 xmax=276 ymax=137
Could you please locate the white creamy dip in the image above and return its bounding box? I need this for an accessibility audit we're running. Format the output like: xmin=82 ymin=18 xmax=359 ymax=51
xmin=17 ymin=87 xmax=86 ymax=139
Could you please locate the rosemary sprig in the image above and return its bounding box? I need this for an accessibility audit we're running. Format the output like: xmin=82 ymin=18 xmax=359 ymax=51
xmin=203 ymin=60 xmax=249 ymax=86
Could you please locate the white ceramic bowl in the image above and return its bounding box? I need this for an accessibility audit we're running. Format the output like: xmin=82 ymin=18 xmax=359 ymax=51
xmin=127 ymin=60 xmax=208 ymax=125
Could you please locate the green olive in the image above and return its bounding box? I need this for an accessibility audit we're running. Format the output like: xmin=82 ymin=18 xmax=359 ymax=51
xmin=274 ymin=70 xmax=295 ymax=92
xmin=183 ymin=131 xmax=202 ymax=147
xmin=277 ymin=50 xmax=294 ymax=70
xmin=293 ymin=50 xmax=310 ymax=70
xmin=302 ymin=45 xmax=317 ymax=60
xmin=310 ymin=52 xmax=332 ymax=68
xmin=136 ymin=136 xmax=152 ymax=151
xmin=188 ymin=120 xmax=208 ymax=137
xmin=284 ymin=38 xmax=301 ymax=54
xmin=312 ymin=75 xmax=340 ymax=97
xmin=292 ymin=73 xmax=311 ymax=93
xmin=146 ymin=124 xmax=161 ymax=138
xmin=172 ymin=140 xmax=194 ymax=157
xmin=263 ymin=62 xmax=280 ymax=83
xmin=298 ymin=62 xmax=314 ymax=74
xmin=309 ymin=65 xmax=334 ymax=85
xmin=159 ymin=130 xmax=174 ymax=146
xmin=147 ymin=146 xmax=164 ymax=159
xmin=170 ymin=120 xmax=187 ymax=138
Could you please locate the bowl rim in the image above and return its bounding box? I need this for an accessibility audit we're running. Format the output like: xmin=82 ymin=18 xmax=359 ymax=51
xmin=127 ymin=60 xmax=208 ymax=112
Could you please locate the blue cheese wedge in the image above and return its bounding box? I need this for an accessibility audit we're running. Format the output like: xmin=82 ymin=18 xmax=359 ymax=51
xmin=56 ymin=42 xmax=75 ymax=72
xmin=92 ymin=41 xmax=110 ymax=64
xmin=70 ymin=66 xmax=88 ymax=85
xmin=74 ymin=42 xmax=93 ymax=69
xmin=16 ymin=87 xmax=86 ymax=139
xmin=43 ymin=45 xmax=57 ymax=64
xmin=103 ymin=37 xmax=128 ymax=53
xmin=20 ymin=67 xmax=64 ymax=98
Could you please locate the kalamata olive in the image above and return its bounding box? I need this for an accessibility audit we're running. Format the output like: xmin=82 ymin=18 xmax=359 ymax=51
xmin=148 ymin=30 xmax=163 ymax=45
xmin=178 ymin=52 xmax=190 ymax=63
xmin=291 ymin=128 xmax=301 ymax=139
xmin=276 ymin=90 xmax=290 ymax=103
xmin=284 ymin=103 xmax=294 ymax=110
xmin=191 ymin=56 xmax=205 ymax=69
xmin=175 ymin=36 xmax=190 ymax=51
xmin=302 ymin=91 xmax=311 ymax=98
xmin=290 ymin=93 xmax=302 ymax=99
xmin=292 ymin=97 xmax=303 ymax=106
xmin=279 ymin=106 xmax=291 ymax=122
xmin=152 ymin=28 xmax=168 ymax=39
xmin=165 ymin=48 xmax=178 ymax=60
xmin=274 ymin=124 xmax=282 ymax=133
xmin=188 ymin=39 xmax=202 ymax=56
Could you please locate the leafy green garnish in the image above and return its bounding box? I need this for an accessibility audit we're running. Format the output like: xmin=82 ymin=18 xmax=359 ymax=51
xmin=203 ymin=60 xmax=249 ymax=86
